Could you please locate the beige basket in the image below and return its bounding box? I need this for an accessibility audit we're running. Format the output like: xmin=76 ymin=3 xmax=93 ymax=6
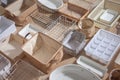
xmin=88 ymin=0 xmax=120 ymax=29
xmin=22 ymin=32 xmax=63 ymax=72
xmin=59 ymin=2 xmax=89 ymax=21
xmin=5 ymin=0 xmax=37 ymax=26
xmin=0 ymin=34 xmax=23 ymax=60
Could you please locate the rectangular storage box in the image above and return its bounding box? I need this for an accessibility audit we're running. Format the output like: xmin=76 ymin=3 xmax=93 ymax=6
xmin=88 ymin=0 xmax=120 ymax=29
xmin=84 ymin=29 xmax=120 ymax=64
xmin=22 ymin=32 xmax=63 ymax=70
xmin=59 ymin=2 xmax=89 ymax=21
xmin=0 ymin=34 xmax=23 ymax=60
xmin=18 ymin=24 xmax=37 ymax=40
xmin=0 ymin=16 xmax=16 ymax=43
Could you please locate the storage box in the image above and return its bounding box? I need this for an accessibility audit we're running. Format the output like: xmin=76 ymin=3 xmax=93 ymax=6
xmin=59 ymin=2 xmax=89 ymax=21
xmin=22 ymin=32 xmax=63 ymax=72
xmin=84 ymin=29 xmax=120 ymax=64
xmin=0 ymin=34 xmax=23 ymax=60
xmin=88 ymin=0 xmax=120 ymax=29
xmin=18 ymin=24 xmax=37 ymax=40
xmin=5 ymin=0 xmax=37 ymax=25
xmin=0 ymin=16 xmax=16 ymax=43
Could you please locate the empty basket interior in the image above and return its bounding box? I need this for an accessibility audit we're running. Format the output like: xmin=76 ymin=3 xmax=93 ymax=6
xmin=0 ymin=34 xmax=23 ymax=60
xmin=45 ymin=15 xmax=77 ymax=42
xmin=22 ymin=33 xmax=61 ymax=64
xmin=6 ymin=0 xmax=35 ymax=16
xmin=7 ymin=60 xmax=45 ymax=80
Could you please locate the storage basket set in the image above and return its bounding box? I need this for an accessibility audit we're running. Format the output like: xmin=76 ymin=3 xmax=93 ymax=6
xmin=0 ymin=0 xmax=120 ymax=80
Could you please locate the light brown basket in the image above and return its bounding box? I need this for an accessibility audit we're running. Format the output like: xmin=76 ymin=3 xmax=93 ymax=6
xmin=0 ymin=34 xmax=23 ymax=60
xmin=5 ymin=0 xmax=37 ymax=26
xmin=22 ymin=32 xmax=64 ymax=72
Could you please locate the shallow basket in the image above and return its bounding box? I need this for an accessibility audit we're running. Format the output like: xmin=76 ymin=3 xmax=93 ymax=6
xmin=84 ymin=29 xmax=120 ymax=64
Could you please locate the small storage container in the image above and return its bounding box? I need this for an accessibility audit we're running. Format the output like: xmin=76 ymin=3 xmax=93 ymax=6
xmin=22 ymin=32 xmax=63 ymax=71
xmin=18 ymin=24 xmax=37 ymax=40
xmin=0 ymin=16 xmax=16 ymax=43
xmin=88 ymin=0 xmax=120 ymax=29
xmin=50 ymin=64 xmax=101 ymax=80
xmin=84 ymin=29 xmax=120 ymax=64
xmin=62 ymin=30 xmax=86 ymax=56
xmin=36 ymin=0 xmax=63 ymax=13
xmin=0 ymin=34 xmax=23 ymax=60
xmin=5 ymin=0 xmax=36 ymax=25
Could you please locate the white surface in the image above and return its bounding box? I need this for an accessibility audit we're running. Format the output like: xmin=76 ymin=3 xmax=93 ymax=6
xmin=18 ymin=24 xmax=37 ymax=40
xmin=100 ymin=9 xmax=118 ymax=24
xmin=50 ymin=64 xmax=100 ymax=80
xmin=0 ymin=16 xmax=16 ymax=42
xmin=84 ymin=29 xmax=120 ymax=64
xmin=77 ymin=56 xmax=107 ymax=77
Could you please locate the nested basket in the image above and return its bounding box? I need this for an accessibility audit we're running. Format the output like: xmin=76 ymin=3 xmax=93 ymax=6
xmin=0 ymin=34 xmax=23 ymax=60
xmin=5 ymin=0 xmax=36 ymax=26
xmin=22 ymin=32 xmax=64 ymax=72
xmin=45 ymin=15 xmax=77 ymax=42
xmin=88 ymin=0 xmax=120 ymax=29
